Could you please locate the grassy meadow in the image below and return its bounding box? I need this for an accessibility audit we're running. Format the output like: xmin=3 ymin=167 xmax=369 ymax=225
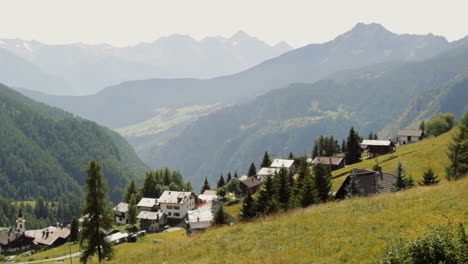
xmin=331 ymin=128 xmax=455 ymax=191
xmin=102 ymin=177 xmax=467 ymax=264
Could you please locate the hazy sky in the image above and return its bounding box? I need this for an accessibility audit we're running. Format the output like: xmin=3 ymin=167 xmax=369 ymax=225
xmin=0 ymin=0 xmax=467 ymax=48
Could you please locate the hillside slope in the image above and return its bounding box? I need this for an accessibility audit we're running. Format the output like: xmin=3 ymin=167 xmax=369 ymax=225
xmin=106 ymin=177 xmax=468 ymax=264
xmin=0 ymin=84 xmax=149 ymax=202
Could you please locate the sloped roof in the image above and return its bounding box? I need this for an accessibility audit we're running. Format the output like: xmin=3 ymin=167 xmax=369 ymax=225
xmin=113 ymin=202 xmax=129 ymax=213
xmin=397 ymin=129 xmax=423 ymax=137
xmin=270 ymin=159 xmax=295 ymax=168
xmin=188 ymin=206 xmax=213 ymax=223
xmin=198 ymin=194 xmax=218 ymax=201
xmin=0 ymin=230 xmax=34 ymax=247
xmin=240 ymin=177 xmax=262 ymax=188
xmin=202 ymin=190 xmax=217 ymax=196
xmin=311 ymin=156 xmax=344 ymax=166
xmin=360 ymin=139 xmax=393 ymax=146
xmin=257 ymin=167 xmax=280 ymax=176
xmin=106 ymin=232 xmax=128 ymax=243
xmin=158 ymin=191 xmax=194 ymax=204
xmin=137 ymin=210 xmax=165 ymax=220
xmin=25 ymin=226 xmax=70 ymax=246
xmin=137 ymin=198 xmax=157 ymax=208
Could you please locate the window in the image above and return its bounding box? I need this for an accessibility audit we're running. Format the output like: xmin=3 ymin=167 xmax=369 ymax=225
xmin=174 ymin=213 xmax=180 ymax=217
xmin=167 ymin=205 xmax=173 ymax=209
xmin=168 ymin=212 xmax=172 ymax=216
xmin=174 ymin=206 xmax=180 ymax=210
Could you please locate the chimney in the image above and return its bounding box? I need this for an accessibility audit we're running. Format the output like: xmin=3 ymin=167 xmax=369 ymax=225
xmin=197 ymin=216 xmax=200 ymax=222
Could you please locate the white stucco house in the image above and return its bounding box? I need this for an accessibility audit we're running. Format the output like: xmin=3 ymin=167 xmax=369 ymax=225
xmin=112 ymin=202 xmax=129 ymax=225
xmin=158 ymin=191 xmax=197 ymax=220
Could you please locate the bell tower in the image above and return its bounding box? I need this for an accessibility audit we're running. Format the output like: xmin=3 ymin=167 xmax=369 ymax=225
xmin=16 ymin=208 xmax=26 ymax=233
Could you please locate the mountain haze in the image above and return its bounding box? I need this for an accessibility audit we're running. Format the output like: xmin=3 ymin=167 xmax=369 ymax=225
xmin=0 ymin=32 xmax=291 ymax=95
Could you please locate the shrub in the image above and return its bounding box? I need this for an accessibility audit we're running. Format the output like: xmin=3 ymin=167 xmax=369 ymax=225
xmin=384 ymin=222 xmax=467 ymax=264
xmin=425 ymin=113 xmax=456 ymax=137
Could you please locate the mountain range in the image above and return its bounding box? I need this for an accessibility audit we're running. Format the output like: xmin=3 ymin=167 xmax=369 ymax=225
xmin=0 ymin=31 xmax=291 ymax=95
xmin=14 ymin=23 xmax=468 ymax=190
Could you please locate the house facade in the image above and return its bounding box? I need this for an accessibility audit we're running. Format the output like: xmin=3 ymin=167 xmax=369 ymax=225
xmin=360 ymin=139 xmax=395 ymax=158
xmin=335 ymin=168 xmax=396 ymax=199
xmin=137 ymin=198 xmax=159 ymax=212
xmin=113 ymin=202 xmax=129 ymax=225
xmin=137 ymin=211 xmax=167 ymax=233
xmin=311 ymin=156 xmax=345 ymax=171
xmin=158 ymin=191 xmax=197 ymax=220
xmin=397 ymin=129 xmax=423 ymax=145
xmin=239 ymin=177 xmax=262 ymax=196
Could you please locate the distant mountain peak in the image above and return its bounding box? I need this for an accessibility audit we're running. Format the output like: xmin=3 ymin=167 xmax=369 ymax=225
xmin=230 ymin=30 xmax=253 ymax=41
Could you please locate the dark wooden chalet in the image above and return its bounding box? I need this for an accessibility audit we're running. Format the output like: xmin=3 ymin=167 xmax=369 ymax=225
xmin=335 ymin=168 xmax=395 ymax=199
xmin=360 ymin=140 xmax=395 ymax=158
xmin=311 ymin=156 xmax=345 ymax=171
xmin=239 ymin=177 xmax=262 ymax=196
xmin=0 ymin=229 xmax=34 ymax=254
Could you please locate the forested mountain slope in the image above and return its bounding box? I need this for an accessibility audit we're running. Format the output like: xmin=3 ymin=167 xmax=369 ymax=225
xmin=146 ymin=44 xmax=468 ymax=189
xmin=0 ymin=84 xmax=149 ymax=202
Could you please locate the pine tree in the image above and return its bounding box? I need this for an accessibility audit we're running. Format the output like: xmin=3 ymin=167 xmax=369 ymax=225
xmin=276 ymin=168 xmax=291 ymax=211
xmin=80 ymin=160 xmax=113 ymax=263
xmin=141 ymin=172 xmax=158 ymax=198
xmin=345 ymin=175 xmax=363 ymax=197
xmin=234 ymin=171 xmax=238 ymax=178
xmin=240 ymin=191 xmax=256 ymax=221
xmin=419 ymin=168 xmax=439 ymax=186
xmin=123 ymin=179 xmax=137 ymax=203
xmin=127 ymin=194 xmax=137 ymax=226
xmin=393 ymin=162 xmax=410 ymax=191
xmin=345 ymin=127 xmax=362 ymax=165
xmin=313 ymin=163 xmax=332 ymax=203
xmin=445 ymin=111 xmax=468 ymax=180
xmin=368 ymin=132 xmax=374 ymax=140
xmin=185 ymin=181 xmax=193 ymax=191
xmin=301 ymin=172 xmax=317 ymax=207
xmin=255 ymin=175 xmax=275 ymax=215
xmin=213 ymin=204 xmax=229 ymax=225
xmin=288 ymin=152 xmax=295 ymax=159
xmin=217 ymin=174 xmax=226 ymax=188
xmin=70 ymin=218 xmax=79 ymax=242
xmin=374 ymin=134 xmax=378 ymax=140
xmin=225 ymin=178 xmax=241 ymax=196
xmin=312 ymin=140 xmax=319 ymax=158
xmin=419 ymin=120 xmax=425 ymax=133
xmin=247 ymin=163 xmax=257 ymax=177
xmin=226 ymin=172 xmax=232 ymax=183
xmin=200 ymin=177 xmax=211 ymax=193
xmin=341 ymin=139 xmax=346 ymax=153
xmin=261 ymin=151 xmax=272 ymax=168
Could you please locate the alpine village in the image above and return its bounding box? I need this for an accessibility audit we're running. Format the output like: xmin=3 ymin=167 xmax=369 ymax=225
xmin=0 ymin=3 xmax=467 ymax=264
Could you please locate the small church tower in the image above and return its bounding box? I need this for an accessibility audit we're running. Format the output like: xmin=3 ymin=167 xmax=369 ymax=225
xmin=16 ymin=208 xmax=26 ymax=233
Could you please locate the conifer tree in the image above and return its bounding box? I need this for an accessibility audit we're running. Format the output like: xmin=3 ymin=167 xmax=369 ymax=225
xmin=217 ymin=187 xmax=226 ymax=199
xmin=225 ymin=178 xmax=241 ymax=196
xmin=312 ymin=140 xmax=319 ymax=159
xmin=313 ymin=163 xmax=332 ymax=202
xmin=345 ymin=175 xmax=363 ymax=197
xmin=261 ymin=151 xmax=272 ymax=167
xmin=341 ymin=139 xmax=346 ymax=153
xmin=217 ymin=174 xmax=226 ymax=188
xmin=393 ymin=162 xmax=411 ymax=191
xmin=247 ymin=163 xmax=257 ymax=177
xmin=255 ymin=175 xmax=275 ymax=215
xmin=374 ymin=134 xmax=378 ymax=140
xmin=276 ymin=168 xmax=291 ymax=211
xmin=185 ymin=181 xmax=193 ymax=191
xmin=419 ymin=120 xmax=425 ymax=133
xmin=70 ymin=218 xmax=79 ymax=242
xmin=123 ymin=178 xmax=137 ymax=203
xmin=301 ymin=172 xmax=317 ymax=207
xmin=240 ymin=191 xmax=257 ymax=221
xmin=234 ymin=171 xmax=238 ymax=178
xmin=226 ymin=172 xmax=232 ymax=183
xmin=265 ymin=198 xmax=280 ymax=215
xmin=200 ymin=177 xmax=211 ymax=193
xmin=213 ymin=204 xmax=229 ymax=225
xmin=127 ymin=194 xmax=137 ymax=226
xmin=419 ymin=168 xmax=439 ymax=186
xmin=141 ymin=172 xmax=158 ymax=198
xmin=368 ymin=132 xmax=374 ymax=140
xmin=445 ymin=111 xmax=468 ymax=180
xmin=345 ymin=127 xmax=362 ymax=165
xmin=80 ymin=160 xmax=113 ymax=263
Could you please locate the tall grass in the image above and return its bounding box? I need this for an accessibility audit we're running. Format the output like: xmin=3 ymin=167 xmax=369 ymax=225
xmin=105 ymin=177 xmax=467 ymax=264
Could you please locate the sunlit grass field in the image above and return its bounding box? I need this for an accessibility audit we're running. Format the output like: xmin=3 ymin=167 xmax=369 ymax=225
xmin=102 ymin=176 xmax=467 ymax=264
xmin=13 ymin=242 xmax=80 ymax=262
xmin=331 ymin=128 xmax=455 ymax=191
